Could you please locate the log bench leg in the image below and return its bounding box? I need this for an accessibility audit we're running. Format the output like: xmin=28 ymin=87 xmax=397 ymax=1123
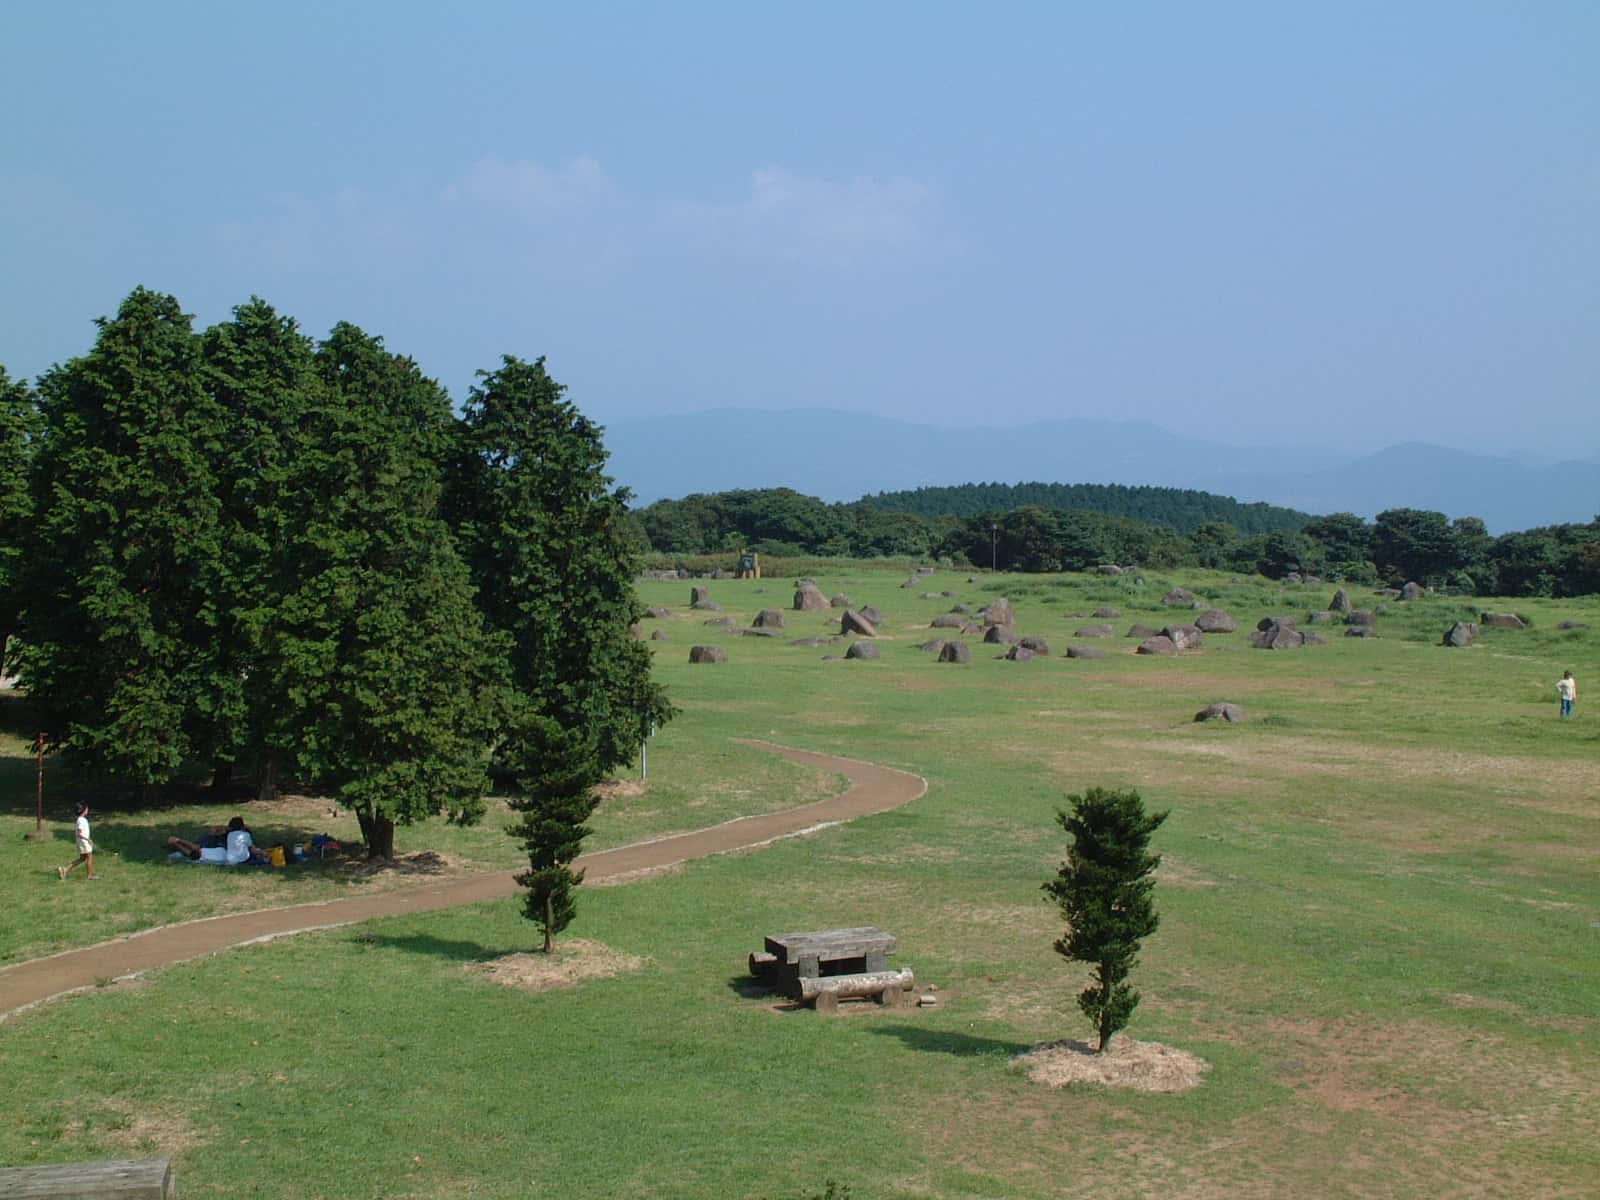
xmin=814 ymin=991 xmax=840 ymax=1014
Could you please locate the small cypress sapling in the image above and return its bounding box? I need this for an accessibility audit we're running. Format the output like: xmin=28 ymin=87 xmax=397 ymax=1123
xmin=1043 ymin=786 xmax=1168 ymax=1053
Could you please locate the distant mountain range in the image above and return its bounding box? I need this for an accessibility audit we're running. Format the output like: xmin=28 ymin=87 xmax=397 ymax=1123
xmin=602 ymin=409 xmax=1600 ymax=534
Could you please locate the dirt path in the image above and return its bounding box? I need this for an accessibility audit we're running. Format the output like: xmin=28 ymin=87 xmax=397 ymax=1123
xmin=0 ymin=741 xmax=926 ymax=1022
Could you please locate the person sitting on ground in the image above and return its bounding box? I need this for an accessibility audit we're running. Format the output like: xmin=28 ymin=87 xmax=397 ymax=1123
xmin=168 ymin=816 xmax=261 ymax=865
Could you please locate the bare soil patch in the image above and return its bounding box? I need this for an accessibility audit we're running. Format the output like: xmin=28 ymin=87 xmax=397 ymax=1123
xmin=1014 ymin=1035 xmax=1210 ymax=1093
xmin=465 ymin=940 xmax=644 ymax=993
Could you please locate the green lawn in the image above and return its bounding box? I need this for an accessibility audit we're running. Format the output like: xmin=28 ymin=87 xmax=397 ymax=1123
xmin=2 ymin=564 xmax=1596 ymax=1198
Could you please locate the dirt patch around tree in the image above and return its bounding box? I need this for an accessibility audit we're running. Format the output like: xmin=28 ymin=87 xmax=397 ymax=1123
xmin=465 ymin=939 xmax=645 ymax=993
xmin=1014 ymin=1035 xmax=1210 ymax=1093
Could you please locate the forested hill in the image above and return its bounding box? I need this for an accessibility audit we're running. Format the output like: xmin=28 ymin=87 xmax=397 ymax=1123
xmin=859 ymin=482 xmax=1311 ymax=535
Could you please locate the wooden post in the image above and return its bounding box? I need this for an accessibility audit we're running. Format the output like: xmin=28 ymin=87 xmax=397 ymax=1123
xmin=25 ymin=732 xmax=49 ymax=842
xmin=0 ymin=1157 xmax=176 ymax=1198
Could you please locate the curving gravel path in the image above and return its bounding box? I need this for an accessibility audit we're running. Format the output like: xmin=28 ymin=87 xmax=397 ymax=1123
xmin=0 ymin=741 xmax=926 ymax=1021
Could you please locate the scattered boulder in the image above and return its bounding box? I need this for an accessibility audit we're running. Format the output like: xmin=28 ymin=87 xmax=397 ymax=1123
xmin=690 ymin=585 xmax=714 ymax=609
xmin=1066 ymin=645 xmax=1106 ymax=659
xmin=1401 ymin=581 xmax=1424 ymax=601
xmin=644 ymin=607 xmax=673 ymax=619
xmin=1329 ymin=588 xmax=1351 ymax=612
xmin=1195 ymin=702 xmax=1246 ymax=723
xmin=1377 ymin=587 xmax=1403 ymax=599
xmin=984 ymin=625 xmax=1018 ymax=644
xmin=794 ymin=583 xmax=829 ymax=611
xmin=629 ymin=623 xmax=645 ymax=639
xmin=1479 ymin=612 xmax=1526 ymax=629
xmin=1162 ymin=587 xmax=1195 ymax=607
xmin=1344 ymin=626 xmax=1376 ymax=638
xmin=1557 ymin=621 xmax=1589 ymax=630
xmin=860 ymin=605 xmax=885 ymax=627
xmin=1303 ymin=632 xmax=1329 ymax=646
xmin=751 ymin=609 xmax=786 ymax=629
xmin=1092 ymin=606 xmax=1121 ymax=619
xmin=1018 ymin=635 xmax=1050 ymax=654
xmin=1095 ymin=564 xmax=1126 ymax=575
xmin=789 ymin=637 xmax=830 ymax=648
xmin=1136 ymin=636 xmax=1178 ymax=656
xmin=900 ymin=577 xmax=920 ymax=589
xmin=688 ymin=645 xmax=726 ymax=664
xmin=919 ymin=638 xmax=949 ymax=654
xmin=1075 ymin=623 xmax=1115 ymax=638
xmin=703 ymin=616 xmax=734 ymax=628
xmin=1126 ymin=623 xmax=1159 ymax=639
xmin=1162 ymin=624 xmax=1204 ymax=651
xmin=1004 ymin=645 xmax=1035 ymax=662
xmin=949 ymin=603 xmax=973 ymax=614
xmin=1249 ymin=620 xmax=1305 ymax=650
xmin=982 ymin=598 xmax=1016 ymax=627
xmin=1257 ymin=616 xmax=1297 ymax=632
xmin=844 ymin=640 xmax=880 ymax=660
xmin=650 ymin=630 xmax=669 ymax=641
xmin=840 ymin=610 xmax=877 ymax=637
xmin=1346 ymin=609 xmax=1375 ymax=626
xmin=830 ymin=594 xmax=852 ymax=608
xmin=938 ymin=640 xmax=972 ymax=663
xmin=742 ymin=628 xmax=782 ymax=638
xmin=1194 ymin=609 xmax=1237 ymax=633
xmin=1442 ymin=621 xmax=1478 ymax=648
xmin=1308 ymin=611 xmax=1337 ymax=624
xmin=930 ymin=613 xmax=967 ymax=629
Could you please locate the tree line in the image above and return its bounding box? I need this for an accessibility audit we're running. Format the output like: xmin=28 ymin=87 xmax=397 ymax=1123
xmin=1 ymin=288 xmax=672 ymax=946
xmin=634 ymin=487 xmax=1600 ymax=596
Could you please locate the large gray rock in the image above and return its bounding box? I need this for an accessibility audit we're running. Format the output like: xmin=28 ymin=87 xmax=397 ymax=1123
xmin=830 ymin=593 xmax=852 ymax=608
xmin=1126 ymin=623 xmax=1159 ymax=639
xmin=1162 ymin=587 xmax=1196 ymax=607
xmin=794 ymin=583 xmax=829 ymax=611
xmin=982 ymin=598 xmax=1016 ymax=627
xmin=1075 ymin=623 xmax=1115 ymax=638
xmin=1479 ymin=611 xmax=1526 ymax=629
xmin=844 ymin=640 xmax=880 ymax=660
xmin=1163 ymin=624 xmax=1204 ymax=651
xmin=1137 ymin=636 xmax=1178 ymax=656
xmin=650 ymin=630 xmax=669 ymax=641
xmin=1066 ymin=645 xmax=1107 ymax=659
xmin=919 ymin=638 xmax=949 ymax=654
xmin=1401 ymin=581 xmax=1425 ymax=601
xmin=1195 ymin=702 xmax=1246 ymax=723
xmin=938 ymin=640 xmax=972 ymax=663
xmin=644 ymin=607 xmax=673 ymax=619
xmin=1329 ymin=588 xmax=1351 ymax=613
xmin=1346 ymin=609 xmax=1376 ymax=626
xmin=840 ymin=610 xmax=878 ymax=637
xmin=1018 ymin=635 xmax=1050 ymax=654
xmin=1257 ymin=615 xmax=1298 ymax=632
xmin=1557 ymin=621 xmax=1589 ymax=630
xmin=1443 ymin=621 xmax=1478 ymax=647
xmin=860 ymin=605 xmax=885 ymax=627
xmin=983 ymin=624 xmax=1018 ymax=644
xmin=1004 ymin=645 xmax=1035 ymax=662
xmin=789 ymin=637 xmax=830 ymax=647
xmin=1092 ymin=606 xmax=1121 ymax=619
xmin=1194 ymin=609 xmax=1237 ymax=633
xmin=688 ymin=645 xmax=727 ymax=664
xmin=1344 ymin=626 xmax=1376 ymax=638
xmin=930 ymin=613 xmax=967 ymax=629
xmin=703 ymin=616 xmax=735 ymax=627
xmin=752 ymin=608 xmax=786 ymax=629
xmin=690 ymin=585 xmax=715 ymax=609
xmin=1095 ymin=564 xmax=1126 ymax=575
xmin=1250 ymin=620 xmax=1306 ymax=649
xmin=1308 ymin=610 xmax=1338 ymax=624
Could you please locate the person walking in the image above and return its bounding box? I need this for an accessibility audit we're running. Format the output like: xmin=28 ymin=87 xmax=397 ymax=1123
xmin=1557 ymin=670 xmax=1577 ymax=720
xmin=57 ymin=801 xmax=97 ymax=879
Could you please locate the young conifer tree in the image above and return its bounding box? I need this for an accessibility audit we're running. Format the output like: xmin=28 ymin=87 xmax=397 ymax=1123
xmin=1043 ymin=786 xmax=1168 ymax=1053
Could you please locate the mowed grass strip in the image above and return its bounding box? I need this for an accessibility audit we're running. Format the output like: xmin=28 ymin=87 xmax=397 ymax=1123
xmin=2 ymin=564 xmax=1597 ymax=1197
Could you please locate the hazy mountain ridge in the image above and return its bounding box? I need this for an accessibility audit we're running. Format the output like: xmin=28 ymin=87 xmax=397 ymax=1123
xmin=604 ymin=410 xmax=1600 ymax=533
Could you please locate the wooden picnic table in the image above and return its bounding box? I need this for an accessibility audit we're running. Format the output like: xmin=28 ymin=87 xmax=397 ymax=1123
xmin=755 ymin=927 xmax=907 ymax=1006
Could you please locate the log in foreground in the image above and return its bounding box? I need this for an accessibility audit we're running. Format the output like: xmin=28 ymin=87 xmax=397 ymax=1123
xmin=0 ymin=1158 xmax=176 ymax=1199
xmin=797 ymin=968 xmax=915 ymax=1005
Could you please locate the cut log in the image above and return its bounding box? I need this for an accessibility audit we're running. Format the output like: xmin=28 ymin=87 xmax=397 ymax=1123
xmin=798 ymin=968 xmax=915 ymax=1004
xmin=0 ymin=1159 xmax=176 ymax=1199
xmin=748 ymin=951 xmax=777 ymax=980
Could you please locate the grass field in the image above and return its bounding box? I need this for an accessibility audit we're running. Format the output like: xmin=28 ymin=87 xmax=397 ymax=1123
xmin=2 ymin=564 xmax=1596 ymax=1198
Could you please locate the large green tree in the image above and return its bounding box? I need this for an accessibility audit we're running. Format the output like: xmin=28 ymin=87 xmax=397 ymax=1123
xmin=0 ymin=366 xmax=39 ymax=678
xmin=20 ymin=289 xmax=226 ymax=784
xmin=447 ymin=355 xmax=672 ymax=948
xmin=271 ymin=323 xmax=504 ymax=858
xmin=1043 ymin=786 xmax=1168 ymax=1053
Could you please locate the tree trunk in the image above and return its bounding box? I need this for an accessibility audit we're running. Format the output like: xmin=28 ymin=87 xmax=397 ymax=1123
xmin=255 ymin=752 xmax=280 ymax=804
xmin=543 ymin=893 xmax=555 ymax=953
xmin=1098 ymin=961 xmax=1114 ymax=1053
xmin=355 ymin=806 xmax=396 ymax=860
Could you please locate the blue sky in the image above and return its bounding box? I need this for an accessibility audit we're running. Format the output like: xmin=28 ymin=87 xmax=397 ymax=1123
xmin=4 ymin=2 xmax=1596 ymax=456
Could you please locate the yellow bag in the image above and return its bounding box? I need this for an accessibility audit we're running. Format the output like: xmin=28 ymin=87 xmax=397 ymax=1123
xmin=268 ymin=845 xmax=286 ymax=867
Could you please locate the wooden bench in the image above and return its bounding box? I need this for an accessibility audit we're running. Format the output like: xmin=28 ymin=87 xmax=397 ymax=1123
xmin=0 ymin=1158 xmax=176 ymax=1198
xmin=750 ymin=927 xmax=914 ymax=1011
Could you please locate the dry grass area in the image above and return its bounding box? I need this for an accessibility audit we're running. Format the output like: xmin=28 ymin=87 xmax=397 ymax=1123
xmin=1014 ymin=1036 xmax=1210 ymax=1093
xmin=465 ymin=940 xmax=645 ymax=993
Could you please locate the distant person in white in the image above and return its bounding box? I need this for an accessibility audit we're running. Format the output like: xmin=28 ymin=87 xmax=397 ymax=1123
xmin=1557 ymin=670 xmax=1577 ymax=719
xmin=57 ymin=801 xmax=97 ymax=879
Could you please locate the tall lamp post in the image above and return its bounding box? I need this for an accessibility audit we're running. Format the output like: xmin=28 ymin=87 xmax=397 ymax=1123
xmin=990 ymin=523 xmax=998 ymax=574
